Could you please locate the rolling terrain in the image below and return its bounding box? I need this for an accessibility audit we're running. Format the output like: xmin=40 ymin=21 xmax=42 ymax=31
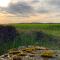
xmin=0 ymin=24 xmax=60 ymax=55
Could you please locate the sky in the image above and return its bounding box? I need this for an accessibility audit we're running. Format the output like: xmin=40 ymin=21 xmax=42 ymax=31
xmin=0 ymin=0 xmax=60 ymax=24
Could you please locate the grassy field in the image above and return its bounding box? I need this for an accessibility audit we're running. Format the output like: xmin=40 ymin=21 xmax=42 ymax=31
xmin=13 ymin=23 xmax=60 ymax=36
xmin=13 ymin=23 xmax=60 ymax=49
xmin=0 ymin=23 xmax=60 ymax=55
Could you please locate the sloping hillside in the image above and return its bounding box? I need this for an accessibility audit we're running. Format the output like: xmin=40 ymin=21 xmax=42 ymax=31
xmin=0 ymin=24 xmax=60 ymax=55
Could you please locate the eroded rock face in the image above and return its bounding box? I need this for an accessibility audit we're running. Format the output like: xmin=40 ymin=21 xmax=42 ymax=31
xmin=0 ymin=46 xmax=59 ymax=60
xmin=13 ymin=56 xmax=22 ymax=60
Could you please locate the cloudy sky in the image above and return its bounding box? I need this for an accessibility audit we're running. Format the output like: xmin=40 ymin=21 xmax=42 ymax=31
xmin=0 ymin=0 xmax=60 ymax=24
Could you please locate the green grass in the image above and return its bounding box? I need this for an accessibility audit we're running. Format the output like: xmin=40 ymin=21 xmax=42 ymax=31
xmin=13 ymin=23 xmax=60 ymax=36
xmin=1 ymin=23 xmax=60 ymax=55
xmin=12 ymin=23 xmax=60 ymax=49
xmin=14 ymin=24 xmax=60 ymax=29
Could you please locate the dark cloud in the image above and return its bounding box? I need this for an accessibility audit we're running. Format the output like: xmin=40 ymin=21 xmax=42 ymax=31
xmin=0 ymin=1 xmax=49 ymax=17
xmin=1 ymin=2 xmax=35 ymax=17
xmin=1 ymin=0 xmax=60 ymax=17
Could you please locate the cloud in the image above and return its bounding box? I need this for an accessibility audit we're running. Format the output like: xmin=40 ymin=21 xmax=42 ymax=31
xmin=0 ymin=2 xmax=35 ymax=17
xmin=32 ymin=0 xmax=40 ymax=3
xmin=0 ymin=0 xmax=60 ymax=17
xmin=33 ymin=0 xmax=60 ymax=14
xmin=49 ymin=0 xmax=60 ymax=6
xmin=37 ymin=8 xmax=49 ymax=13
xmin=47 ymin=0 xmax=60 ymax=11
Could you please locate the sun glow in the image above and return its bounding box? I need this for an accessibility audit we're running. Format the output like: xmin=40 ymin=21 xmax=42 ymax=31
xmin=0 ymin=0 xmax=11 ymax=7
